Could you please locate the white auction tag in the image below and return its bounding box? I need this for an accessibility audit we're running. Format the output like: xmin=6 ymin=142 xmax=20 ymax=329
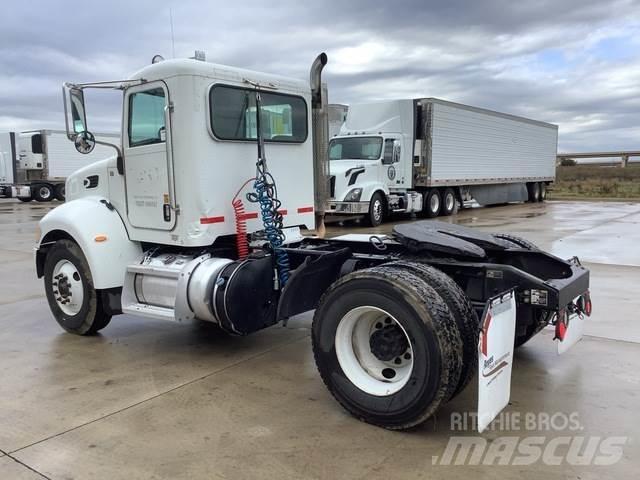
xmin=477 ymin=290 xmax=517 ymax=433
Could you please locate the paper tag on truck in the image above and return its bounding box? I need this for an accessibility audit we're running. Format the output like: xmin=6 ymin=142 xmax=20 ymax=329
xmin=477 ymin=290 xmax=517 ymax=433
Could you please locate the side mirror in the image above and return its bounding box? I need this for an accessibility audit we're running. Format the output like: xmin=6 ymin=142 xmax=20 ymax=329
xmin=74 ymin=131 xmax=96 ymax=154
xmin=63 ymin=85 xmax=89 ymax=139
xmin=392 ymin=140 xmax=401 ymax=163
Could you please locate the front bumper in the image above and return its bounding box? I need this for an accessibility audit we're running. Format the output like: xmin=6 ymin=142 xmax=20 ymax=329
xmin=326 ymin=201 xmax=370 ymax=215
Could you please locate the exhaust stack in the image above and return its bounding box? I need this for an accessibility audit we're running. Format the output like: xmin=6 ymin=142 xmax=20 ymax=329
xmin=310 ymin=53 xmax=328 ymax=237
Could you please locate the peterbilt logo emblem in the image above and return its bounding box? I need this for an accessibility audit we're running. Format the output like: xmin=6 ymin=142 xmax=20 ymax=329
xmin=387 ymin=166 xmax=396 ymax=180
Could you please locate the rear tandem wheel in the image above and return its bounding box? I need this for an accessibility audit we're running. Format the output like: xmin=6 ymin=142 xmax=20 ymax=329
xmin=312 ymin=266 xmax=463 ymax=430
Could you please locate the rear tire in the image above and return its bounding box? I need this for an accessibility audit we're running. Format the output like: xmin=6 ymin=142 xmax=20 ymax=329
xmin=18 ymin=197 xmax=32 ymax=202
xmin=385 ymin=261 xmax=478 ymax=399
xmin=312 ymin=266 xmax=462 ymax=430
xmin=539 ymin=182 xmax=546 ymax=202
xmin=33 ymin=184 xmax=54 ymax=202
xmin=43 ymin=239 xmax=111 ymax=335
xmin=527 ymin=182 xmax=540 ymax=203
xmin=441 ymin=188 xmax=456 ymax=216
xmin=422 ymin=189 xmax=441 ymax=218
xmin=366 ymin=192 xmax=385 ymax=227
xmin=54 ymin=183 xmax=66 ymax=201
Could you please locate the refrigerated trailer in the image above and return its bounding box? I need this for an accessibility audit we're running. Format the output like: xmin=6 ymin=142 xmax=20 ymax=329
xmin=327 ymin=99 xmax=558 ymax=226
xmin=0 ymin=130 xmax=118 ymax=201
xmin=34 ymin=53 xmax=590 ymax=431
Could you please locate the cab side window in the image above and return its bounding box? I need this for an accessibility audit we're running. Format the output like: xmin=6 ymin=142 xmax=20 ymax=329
xmin=128 ymin=88 xmax=166 ymax=147
xmin=382 ymin=139 xmax=395 ymax=164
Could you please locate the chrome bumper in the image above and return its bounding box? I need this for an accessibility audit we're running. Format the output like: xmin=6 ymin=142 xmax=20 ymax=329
xmin=326 ymin=201 xmax=370 ymax=215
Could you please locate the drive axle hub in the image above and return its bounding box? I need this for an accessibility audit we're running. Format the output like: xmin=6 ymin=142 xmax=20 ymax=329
xmin=369 ymin=323 xmax=409 ymax=362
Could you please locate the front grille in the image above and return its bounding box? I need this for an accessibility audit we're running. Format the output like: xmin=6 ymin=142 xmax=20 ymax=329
xmin=329 ymin=175 xmax=335 ymax=198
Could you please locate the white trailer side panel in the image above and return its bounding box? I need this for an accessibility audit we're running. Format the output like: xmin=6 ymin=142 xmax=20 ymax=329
xmin=45 ymin=132 xmax=119 ymax=179
xmin=428 ymin=101 xmax=557 ymax=185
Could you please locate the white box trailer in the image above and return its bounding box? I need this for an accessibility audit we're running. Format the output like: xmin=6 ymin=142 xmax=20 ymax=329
xmin=327 ymin=98 xmax=558 ymax=225
xmin=0 ymin=129 xmax=118 ymax=201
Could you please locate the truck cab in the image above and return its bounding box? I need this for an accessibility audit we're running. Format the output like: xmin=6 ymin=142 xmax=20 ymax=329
xmin=326 ymin=100 xmax=423 ymax=226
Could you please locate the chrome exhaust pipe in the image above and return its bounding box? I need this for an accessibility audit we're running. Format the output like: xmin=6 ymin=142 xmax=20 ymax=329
xmin=310 ymin=53 xmax=328 ymax=237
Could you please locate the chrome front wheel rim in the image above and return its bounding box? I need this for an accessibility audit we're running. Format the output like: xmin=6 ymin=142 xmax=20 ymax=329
xmin=52 ymin=260 xmax=84 ymax=316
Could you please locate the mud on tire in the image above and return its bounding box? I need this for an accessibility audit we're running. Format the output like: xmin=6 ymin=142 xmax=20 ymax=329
xmin=385 ymin=261 xmax=478 ymax=399
xmin=312 ymin=266 xmax=463 ymax=430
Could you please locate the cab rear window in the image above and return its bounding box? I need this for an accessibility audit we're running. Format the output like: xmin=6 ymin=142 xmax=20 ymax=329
xmin=209 ymin=85 xmax=307 ymax=143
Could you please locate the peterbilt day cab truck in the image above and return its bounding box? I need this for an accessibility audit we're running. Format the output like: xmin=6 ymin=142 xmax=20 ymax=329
xmin=34 ymin=53 xmax=590 ymax=431
xmin=327 ymin=99 xmax=557 ymax=226
xmin=0 ymin=130 xmax=117 ymax=201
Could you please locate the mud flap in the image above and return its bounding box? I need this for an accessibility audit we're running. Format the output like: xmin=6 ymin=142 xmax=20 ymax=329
xmin=557 ymin=310 xmax=585 ymax=355
xmin=477 ymin=289 xmax=516 ymax=433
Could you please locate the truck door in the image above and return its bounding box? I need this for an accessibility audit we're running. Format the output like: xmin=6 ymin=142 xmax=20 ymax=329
xmin=381 ymin=136 xmax=406 ymax=189
xmin=123 ymin=82 xmax=176 ymax=230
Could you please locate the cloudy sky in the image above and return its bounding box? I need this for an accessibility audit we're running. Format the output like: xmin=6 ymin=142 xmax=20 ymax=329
xmin=1 ymin=0 xmax=639 ymax=152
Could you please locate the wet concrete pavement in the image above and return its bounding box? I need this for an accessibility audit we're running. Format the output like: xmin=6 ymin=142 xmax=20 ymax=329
xmin=0 ymin=198 xmax=638 ymax=479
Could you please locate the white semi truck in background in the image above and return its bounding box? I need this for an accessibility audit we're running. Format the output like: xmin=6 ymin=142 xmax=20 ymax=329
xmin=327 ymin=99 xmax=558 ymax=226
xmin=0 ymin=130 xmax=117 ymax=202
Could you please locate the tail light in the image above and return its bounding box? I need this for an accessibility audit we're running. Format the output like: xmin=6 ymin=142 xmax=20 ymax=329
xmin=577 ymin=291 xmax=592 ymax=317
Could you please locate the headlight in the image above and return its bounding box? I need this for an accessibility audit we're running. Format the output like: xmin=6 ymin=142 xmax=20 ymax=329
xmin=344 ymin=188 xmax=363 ymax=202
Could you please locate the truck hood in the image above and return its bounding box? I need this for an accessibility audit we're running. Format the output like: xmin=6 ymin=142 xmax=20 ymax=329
xmin=329 ymin=159 xmax=380 ymax=201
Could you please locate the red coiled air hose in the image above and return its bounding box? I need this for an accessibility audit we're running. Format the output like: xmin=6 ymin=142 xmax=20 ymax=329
xmin=232 ymin=178 xmax=255 ymax=259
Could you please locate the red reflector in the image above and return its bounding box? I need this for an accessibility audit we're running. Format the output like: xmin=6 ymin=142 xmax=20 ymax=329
xmin=556 ymin=321 xmax=567 ymax=341
xmin=200 ymin=216 xmax=225 ymax=224
xmin=480 ymin=311 xmax=492 ymax=356
xmin=297 ymin=206 xmax=314 ymax=214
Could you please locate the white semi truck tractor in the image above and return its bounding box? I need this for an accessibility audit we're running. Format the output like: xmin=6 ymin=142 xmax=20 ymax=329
xmin=0 ymin=130 xmax=118 ymax=201
xmin=327 ymin=99 xmax=558 ymax=226
xmin=35 ymin=53 xmax=591 ymax=431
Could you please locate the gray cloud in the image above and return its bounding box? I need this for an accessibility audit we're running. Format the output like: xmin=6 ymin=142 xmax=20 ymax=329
xmin=1 ymin=0 xmax=639 ymax=151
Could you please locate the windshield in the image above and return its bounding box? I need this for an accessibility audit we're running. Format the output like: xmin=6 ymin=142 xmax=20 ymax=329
xmin=329 ymin=136 xmax=383 ymax=160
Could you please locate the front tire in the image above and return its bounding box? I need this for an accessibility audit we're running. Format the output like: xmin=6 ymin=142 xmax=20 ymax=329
xmin=43 ymin=239 xmax=111 ymax=335
xmin=312 ymin=266 xmax=462 ymax=430
xmin=366 ymin=192 xmax=385 ymax=227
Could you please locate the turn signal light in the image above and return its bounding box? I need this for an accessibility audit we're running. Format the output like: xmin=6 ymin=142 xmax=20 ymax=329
xmin=94 ymin=234 xmax=108 ymax=242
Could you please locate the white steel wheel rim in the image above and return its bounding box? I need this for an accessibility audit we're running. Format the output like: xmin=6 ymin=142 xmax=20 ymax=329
xmin=51 ymin=259 xmax=84 ymax=316
xmin=335 ymin=306 xmax=414 ymax=396
xmin=372 ymin=200 xmax=382 ymax=222
xmin=430 ymin=194 xmax=440 ymax=213
xmin=445 ymin=193 xmax=454 ymax=211
xmin=39 ymin=186 xmax=51 ymax=199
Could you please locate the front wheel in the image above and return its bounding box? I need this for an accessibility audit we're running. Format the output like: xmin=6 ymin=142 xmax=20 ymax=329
xmin=312 ymin=266 xmax=462 ymax=430
xmin=366 ymin=192 xmax=385 ymax=227
xmin=43 ymin=239 xmax=111 ymax=335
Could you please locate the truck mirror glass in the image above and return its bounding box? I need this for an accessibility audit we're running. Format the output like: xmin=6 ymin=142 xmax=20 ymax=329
xmin=69 ymin=88 xmax=88 ymax=134
xmin=393 ymin=141 xmax=401 ymax=163
xmin=382 ymin=139 xmax=394 ymax=165
xmin=74 ymin=130 xmax=96 ymax=154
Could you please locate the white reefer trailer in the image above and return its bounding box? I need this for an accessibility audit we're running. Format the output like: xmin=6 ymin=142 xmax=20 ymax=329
xmin=33 ymin=54 xmax=590 ymax=432
xmin=0 ymin=130 xmax=118 ymax=201
xmin=327 ymin=99 xmax=558 ymax=226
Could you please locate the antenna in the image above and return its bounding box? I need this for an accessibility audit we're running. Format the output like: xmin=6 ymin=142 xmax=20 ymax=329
xmin=169 ymin=7 xmax=176 ymax=58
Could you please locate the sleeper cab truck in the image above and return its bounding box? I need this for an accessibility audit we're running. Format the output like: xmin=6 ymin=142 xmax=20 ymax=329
xmin=327 ymin=98 xmax=557 ymax=226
